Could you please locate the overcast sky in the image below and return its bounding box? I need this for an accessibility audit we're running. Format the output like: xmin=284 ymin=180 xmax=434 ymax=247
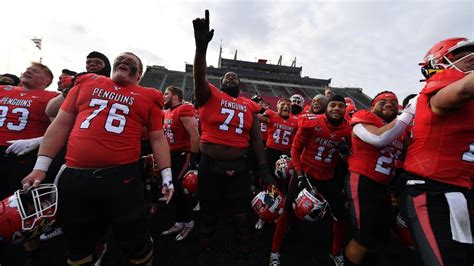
xmin=1 ymin=0 xmax=472 ymax=100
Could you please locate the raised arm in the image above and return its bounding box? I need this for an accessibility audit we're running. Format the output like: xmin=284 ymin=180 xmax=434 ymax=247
xmin=192 ymin=10 xmax=214 ymax=107
xmin=430 ymin=72 xmax=474 ymax=115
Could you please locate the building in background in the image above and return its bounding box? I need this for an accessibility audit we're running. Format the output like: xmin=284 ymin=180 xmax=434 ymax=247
xmin=140 ymin=55 xmax=371 ymax=110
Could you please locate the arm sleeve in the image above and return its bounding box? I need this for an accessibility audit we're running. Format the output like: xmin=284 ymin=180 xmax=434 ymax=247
xmin=352 ymin=120 xmax=408 ymax=148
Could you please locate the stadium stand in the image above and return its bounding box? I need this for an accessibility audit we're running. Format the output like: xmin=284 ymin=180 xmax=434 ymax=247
xmin=140 ymin=56 xmax=372 ymax=110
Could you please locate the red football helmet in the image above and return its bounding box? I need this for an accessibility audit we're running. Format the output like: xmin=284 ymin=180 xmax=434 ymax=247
xmin=274 ymin=155 xmax=294 ymax=181
xmin=345 ymin=104 xmax=357 ymax=117
xmin=290 ymin=94 xmax=305 ymax=108
xmin=421 ymin=37 xmax=474 ymax=78
xmin=0 ymin=184 xmax=57 ymax=245
xmin=292 ymin=188 xmax=328 ymax=222
xmin=182 ymin=170 xmax=198 ymax=197
xmin=344 ymin=97 xmax=355 ymax=107
xmin=251 ymin=187 xmax=285 ymax=222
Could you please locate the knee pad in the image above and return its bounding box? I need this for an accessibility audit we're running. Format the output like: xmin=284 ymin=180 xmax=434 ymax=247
xmin=128 ymin=237 xmax=154 ymax=265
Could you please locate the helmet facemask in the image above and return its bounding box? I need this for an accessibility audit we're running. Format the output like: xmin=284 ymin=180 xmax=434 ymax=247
xmin=423 ymin=38 xmax=474 ymax=79
xmin=14 ymin=184 xmax=58 ymax=230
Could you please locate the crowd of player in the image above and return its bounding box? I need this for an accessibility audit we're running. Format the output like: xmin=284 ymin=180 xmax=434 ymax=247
xmin=0 ymin=9 xmax=473 ymax=266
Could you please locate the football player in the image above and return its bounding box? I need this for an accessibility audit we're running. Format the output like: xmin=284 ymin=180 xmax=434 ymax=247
xmin=161 ymin=86 xmax=200 ymax=241
xmin=259 ymin=98 xmax=298 ymax=191
xmin=45 ymin=51 xmax=111 ymax=118
xmin=255 ymin=98 xmax=298 ymax=229
xmin=0 ymin=63 xmax=58 ymax=199
xmin=21 ymin=52 xmax=172 ymax=266
xmin=193 ymin=10 xmax=274 ymax=264
xmin=269 ymin=95 xmax=352 ymax=265
xmin=344 ymin=90 xmax=414 ymax=265
xmin=399 ymin=37 xmax=474 ymax=266
xmin=289 ymin=94 xmax=305 ymax=116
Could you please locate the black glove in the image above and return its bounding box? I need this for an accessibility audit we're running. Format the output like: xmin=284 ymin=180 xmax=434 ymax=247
xmin=193 ymin=10 xmax=214 ymax=53
xmin=335 ymin=138 xmax=350 ymax=159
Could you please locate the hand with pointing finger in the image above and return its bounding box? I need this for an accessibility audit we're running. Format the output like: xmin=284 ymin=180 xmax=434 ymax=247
xmin=193 ymin=10 xmax=214 ymax=53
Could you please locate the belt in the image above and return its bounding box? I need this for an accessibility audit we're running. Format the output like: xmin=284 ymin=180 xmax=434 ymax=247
xmin=67 ymin=162 xmax=138 ymax=178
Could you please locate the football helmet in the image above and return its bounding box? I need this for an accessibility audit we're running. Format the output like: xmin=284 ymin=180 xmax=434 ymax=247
xmin=344 ymin=97 xmax=355 ymax=107
xmin=421 ymin=37 xmax=474 ymax=78
xmin=182 ymin=170 xmax=198 ymax=197
xmin=251 ymin=187 xmax=285 ymax=222
xmin=345 ymin=104 xmax=357 ymax=117
xmin=251 ymin=94 xmax=263 ymax=103
xmin=0 ymin=184 xmax=57 ymax=244
xmin=292 ymin=188 xmax=328 ymax=222
xmin=290 ymin=94 xmax=305 ymax=108
xmin=274 ymin=155 xmax=294 ymax=181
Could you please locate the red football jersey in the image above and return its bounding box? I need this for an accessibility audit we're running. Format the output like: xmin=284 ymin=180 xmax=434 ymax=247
xmin=349 ymin=110 xmax=406 ymax=185
xmin=264 ymin=110 xmax=298 ymax=152
xmin=0 ymin=86 xmax=58 ymax=147
xmin=61 ymin=74 xmax=164 ymax=168
xmin=291 ymin=114 xmax=351 ymax=180
xmin=199 ymin=83 xmax=259 ymax=148
xmin=405 ymin=69 xmax=473 ymax=189
xmin=163 ymin=103 xmax=195 ymax=152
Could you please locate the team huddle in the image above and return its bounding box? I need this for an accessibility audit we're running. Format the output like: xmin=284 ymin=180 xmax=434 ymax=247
xmin=0 ymin=10 xmax=473 ymax=266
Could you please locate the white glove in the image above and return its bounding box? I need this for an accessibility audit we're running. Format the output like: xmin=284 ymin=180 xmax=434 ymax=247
xmin=6 ymin=137 xmax=43 ymax=156
xmin=402 ymin=95 xmax=418 ymax=116
xmin=397 ymin=95 xmax=418 ymax=125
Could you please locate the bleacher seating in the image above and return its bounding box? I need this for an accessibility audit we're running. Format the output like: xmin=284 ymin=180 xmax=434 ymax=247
xmin=162 ymin=72 xmax=185 ymax=89
xmin=286 ymin=86 xmax=310 ymax=98
xmin=140 ymin=67 xmax=166 ymax=89
xmin=140 ymin=60 xmax=372 ymax=110
xmin=271 ymin=85 xmax=292 ymax=97
xmin=255 ymin=84 xmax=275 ymax=96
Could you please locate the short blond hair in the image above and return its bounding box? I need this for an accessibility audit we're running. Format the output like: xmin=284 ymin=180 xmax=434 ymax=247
xmin=31 ymin=62 xmax=54 ymax=87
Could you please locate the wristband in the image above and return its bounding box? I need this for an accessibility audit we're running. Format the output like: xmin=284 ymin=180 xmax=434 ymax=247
xmin=33 ymin=155 xmax=53 ymax=172
xmin=396 ymin=112 xmax=414 ymax=125
xmin=160 ymin=167 xmax=173 ymax=188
